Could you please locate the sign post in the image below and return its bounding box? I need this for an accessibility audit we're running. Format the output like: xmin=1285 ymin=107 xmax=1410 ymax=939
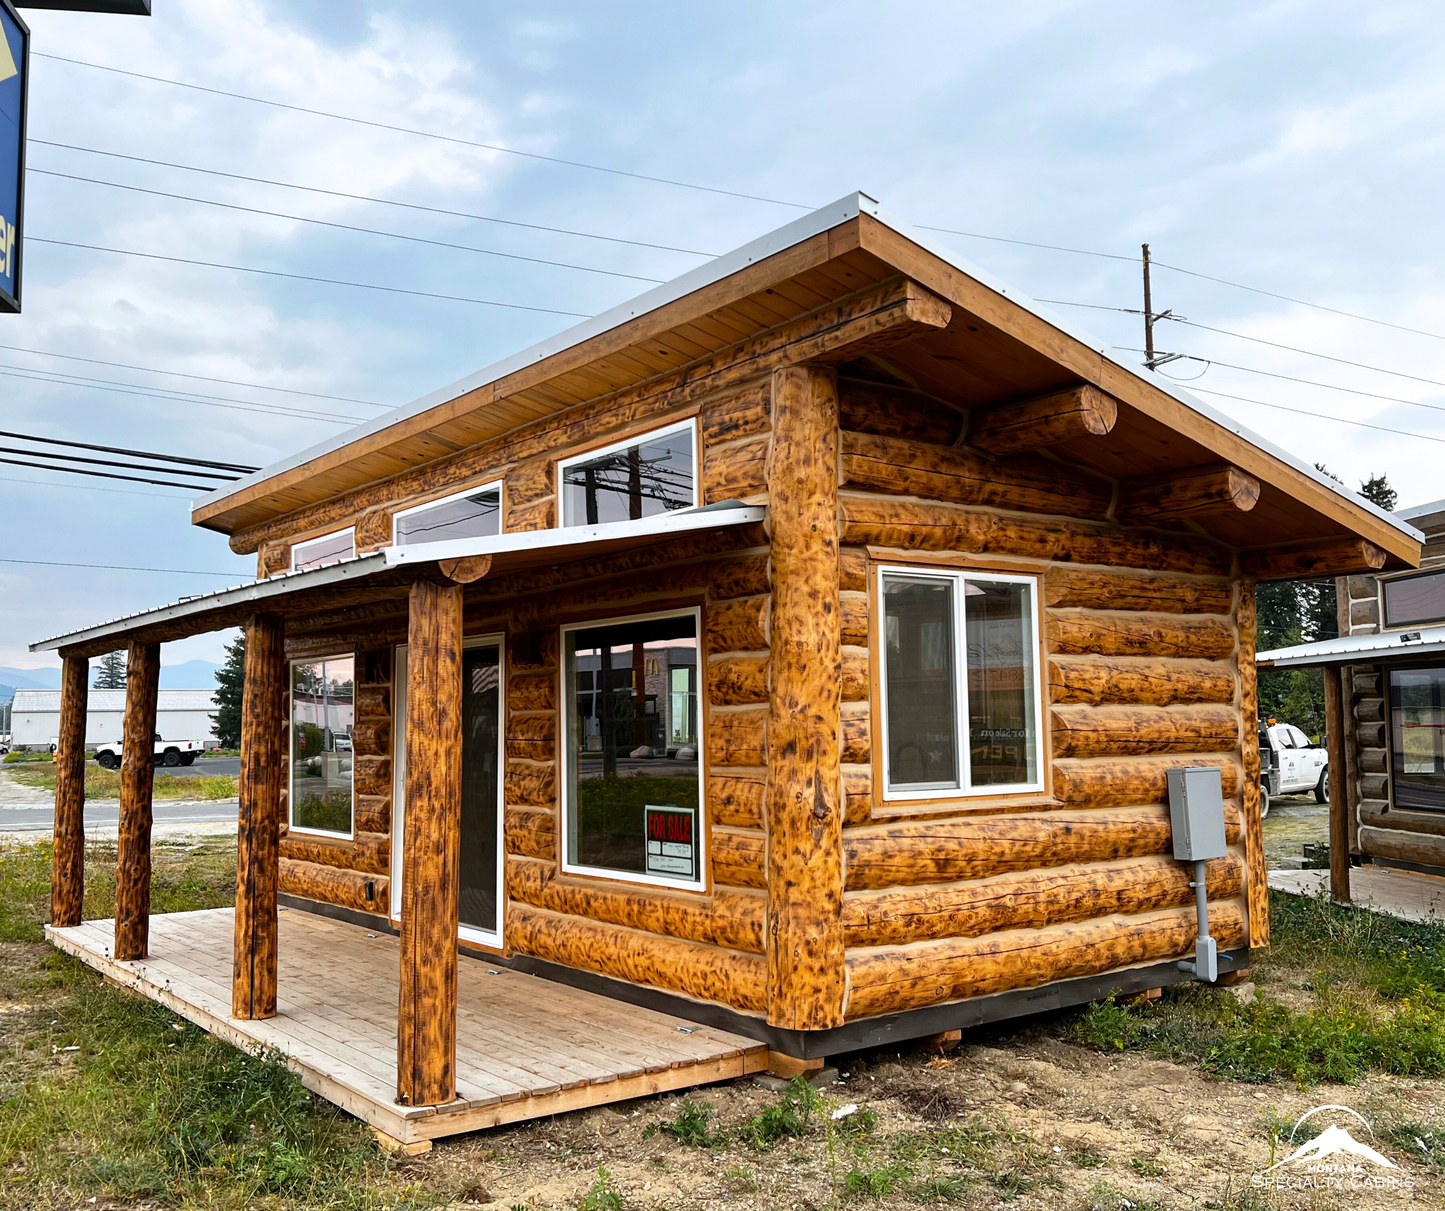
xmin=0 ymin=0 xmax=26 ymax=314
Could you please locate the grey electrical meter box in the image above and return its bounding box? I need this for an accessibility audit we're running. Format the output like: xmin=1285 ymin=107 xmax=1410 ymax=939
xmin=1166 ymin=766 xmax=1227 ymax=861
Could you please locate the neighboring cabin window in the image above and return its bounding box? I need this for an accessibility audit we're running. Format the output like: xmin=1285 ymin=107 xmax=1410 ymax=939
xmin=393 ymin=482 xmax=501 ymax=546
xmin=558 ymin=419 xmax=696 ymax=527
xmin=562 ymin=609 xmax=703 ymax=889
xmin=291 ymin=528 xmax=356 ymax=573
xmin=1383 ymin=569 xmax=1445 ymax=629
xmin=289 ymin=655 xmax=355 ymax=836
xmin=879 ymin=567 xmax=1044 ymax=799
xmin=1389 ymin=667 xmax=1445 ymax=812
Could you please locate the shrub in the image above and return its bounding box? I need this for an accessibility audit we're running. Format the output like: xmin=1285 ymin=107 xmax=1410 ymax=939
xmin=737 ymin=1076 xmax=822 ymax=1150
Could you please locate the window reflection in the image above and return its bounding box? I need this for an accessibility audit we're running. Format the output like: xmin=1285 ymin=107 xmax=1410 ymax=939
xmin=290 ymin=656 xmax=354 ymax=834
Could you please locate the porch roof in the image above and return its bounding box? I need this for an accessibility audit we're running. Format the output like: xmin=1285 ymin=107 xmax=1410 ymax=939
xmin=1258 ymin=624 xmax=1445 ymax=668
xmin=30 ymin=502 xmax=763 ymax=658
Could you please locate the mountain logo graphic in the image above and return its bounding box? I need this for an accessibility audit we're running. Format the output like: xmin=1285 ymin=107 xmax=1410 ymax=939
xmin=1264 ymin=1105 xmax=1400 ymax=1172
xmin=0 ymin=28 xmax=17 ymax=86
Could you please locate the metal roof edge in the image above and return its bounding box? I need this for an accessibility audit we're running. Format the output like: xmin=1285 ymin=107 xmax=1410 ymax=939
xmin=1399 ymin=497 xmax=1445 ymax=525
xmin=1258 ymin=624 xmax=1445 ymax=667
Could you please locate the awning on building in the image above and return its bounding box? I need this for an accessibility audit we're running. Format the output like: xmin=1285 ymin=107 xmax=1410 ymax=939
xmin=1258 ymin=624 xmax=1445 ymax=669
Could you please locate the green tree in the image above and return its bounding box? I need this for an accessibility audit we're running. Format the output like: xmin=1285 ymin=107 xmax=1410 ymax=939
xmin=1359 ymin=473 xmax=1398 ymax=512
xmin=93 ymin=650 xmax=126 ymax=689
xmin=211 ymin=632 xmax=245 ymax=749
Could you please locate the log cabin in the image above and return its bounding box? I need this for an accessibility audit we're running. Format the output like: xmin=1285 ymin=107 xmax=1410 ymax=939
xmin=35 ymin=193 xmax=1423 ymax=1142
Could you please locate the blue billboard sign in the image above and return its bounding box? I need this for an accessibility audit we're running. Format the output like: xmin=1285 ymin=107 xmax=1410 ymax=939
xmin=0 ymin=0 xmax=26 ymax=313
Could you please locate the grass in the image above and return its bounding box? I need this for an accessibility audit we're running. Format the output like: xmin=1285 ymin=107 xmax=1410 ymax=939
xmin=644 ymin=1098 xmax=722 ymax=1148
xmin=736 ymin=1076 xmax=823 ymax=1150
xmin=7 ymin=761 xmax=237 ymax=800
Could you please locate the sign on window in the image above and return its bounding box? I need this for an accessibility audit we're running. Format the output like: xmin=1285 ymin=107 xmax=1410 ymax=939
xmin=645 ymin=804 xmax=699 ymax=880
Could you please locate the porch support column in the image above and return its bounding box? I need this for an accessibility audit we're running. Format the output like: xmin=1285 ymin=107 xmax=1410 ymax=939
xmin=233 ymin=614 xmax=285 ymax=1019
xmin=50 ymin=654 xmax=89 ymax=928
xmin=1323 ymin=663 xmax=1351 ymax=903
xmin=764 ymin=364 xmax=845 ymax=1031
xmin=396 ymin=577 xmax=462 ymax=1106
xmin=114 ymin=641 xmax=160 ymax=960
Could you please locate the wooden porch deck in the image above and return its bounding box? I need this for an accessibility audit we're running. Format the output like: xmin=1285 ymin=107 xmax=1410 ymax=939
xmin=46 ymin=907 xmax=768 ymax=1148
xmin=1268 ymin=864 xmax=1445 ymax=925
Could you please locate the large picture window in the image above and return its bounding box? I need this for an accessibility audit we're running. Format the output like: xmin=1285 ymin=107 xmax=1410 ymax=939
xmin=289 ymin=655 xmax=355 ymax=836
xmin=393 ymin=482 xmax=501 ymax=547
xmin=1389 ymin=667 xmax=1445 ymax=812
xmin=879 ymin=567 xmax=1044 ymax=800
xmin=562 ymin=609 xmax=703 ymax=889
xmin=558 ymin=420 xmax=696 ymax=528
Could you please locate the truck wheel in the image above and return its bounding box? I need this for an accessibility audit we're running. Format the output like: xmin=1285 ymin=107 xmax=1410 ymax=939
xmin=162 ymin=749 xmax=181 ymax=767
xmin=1314 ymin=767 xmax=1329 ymax=804
xmin=1260 ymin=784 xmax=1271 ymax=819
xmin=96 ymin=751 xmax=117 ymax=770
xmin=180 ymin=753 xmax=196 ymax=766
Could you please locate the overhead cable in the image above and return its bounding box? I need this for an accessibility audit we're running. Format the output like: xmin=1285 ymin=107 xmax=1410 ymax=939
xmin=0 ymin=472 xmax=190 ymax=500
xmin=0 ymin=456 xmax=233 ymax=491
xmin=0 ymin=446 xmax=240 ymax=482
xmin=0 ymin=429 xmax=259 ymax=472
xmin=0 ymin=555 xmax=239 ymax=576
xmin=1188 ymin=388 xmax=1445 ymax=445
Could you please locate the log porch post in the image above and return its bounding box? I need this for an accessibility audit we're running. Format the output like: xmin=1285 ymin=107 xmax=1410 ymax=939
xmin=764 ymin=364 xmax=845 ymax=1031
xmin=1323 ymin=663 xmax=1351 ymax=903
xmin=396 ymin=577 xmax=463 ymax=1106
xmin=233 ymin=614 xmax=285 ymax=1019
xmin=50 ymin=654 xmax=89 ymax=928
xmin=114 ymin=641 xmax=160 ymax=960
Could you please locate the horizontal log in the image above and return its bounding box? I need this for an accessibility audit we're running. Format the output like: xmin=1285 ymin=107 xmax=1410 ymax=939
xmin=353 ymin=507 xmax=392 ymax=552
xmin=1116 ymin=463 xmax=1260 ymax=523
xmin=843 ymin=764 xmax=873 ymax=827
xmin=1359 ymin=749 xmax=1386 ymax=774
xmin=707 ymin=707 xmax=767 ymax=767
xmin=504 ymin=494 xmax=555 ymax=533
xmin=843 ymin=803 xmax=1242 ymax=889
xmin=439 ymin=554 xmax=493 ymax=584
xmin=508 ymin=672 xmax=557 ymax=713
xmin=1044 ymin=566 xmax=1234 ymax=615
xmin=1353 ymin=670 xmax=1381 ymax=695
xmin=504 ymin=806 xmax=556 ymax=861
xmin=509 ymin=629 xmax=559 ymax=672
xmin=841 ymin=646 xmax=869 ymax=702
xmin=504 ymin=760 xmax=556 ymax=808
xmin=845 ymin=902 xmax=1246 ymax=1018
xmin=709 ymin=552 xmax=771 ymax=601
xmin=1241 ymin=538 xmax=1388 ymax=581
xmin=355 ymin=795 xmax=390 ymax=836
xmin=1051 ymin=704 xmax=1241 ymax=759
xmin=842 ymin=702 xmax=871 ymax=764
xmin=355 ymin=682 xmax=391 ymax=717
xmin=508 ymin=857 xmax=764 ymax=953
xmin=712 ymin=827 xmax=766 ymax=889
xmin=703 ymin=435 xmax=770 ymax=503
xmin=505 ymin=713 xmax=556 ymax=761
xmin=1358 ymin=825 xmax=1445 ymax=868
xmin=505 ymin=454 xmax=554 ymax=507
xmin=840 ymin=547 xmax=869 ymax=593
xmin=840 ymin=594 xmax=869 ymax=647
xmin=710 ymin=771 xmax=764 ymax=829
xmin=260 ymin=543 xmax=290 ymax=578
xmin=700 ymin=380 xmax=771 ymax=445
xmin=351 ymin=719 xmax=391 ymax=758
xmin=507 ymin=903 xmax=766 ymax=1013
xmin=1356 ymin=722 xmax=1386 ymax=748
xmin=967 ymin=385 xmax=1118 ymax=457
xmin=1358 ymin=800 xmax=1445 ymax=838
xmin=353 ymin=755 xmax=392 ymax=798
xmin=1049 ymin=655 xmax=1236 ymax=707
xmin=708 ymin=655 xmax=769 ymax=705
xmin=842 ymin=496 xmax=1232 ymax=575
xmin=838 ymin=379 xmax=963 ymax=447
xmin=1053 ymin=754 xmax=1242 ymax=807
xmin=279 ymin=830 xmax=390 ymax=876
xmin=1354 ymin=698 xmax=1384 ymax=723
xmin=279 ymin=858 xmax=388 ymax=915
xmin=843 ymin=852 xmax=1244 ymax=947
xmin=706 ymin=596 xmax=769 ymax=653
xmin=1360 ymin=773 xmax=1389 ymax=800
xmin=840 ymin=430 xmax=1110 ymax=519
xmin=1047 ymin=612 xmax=1236 ymax=659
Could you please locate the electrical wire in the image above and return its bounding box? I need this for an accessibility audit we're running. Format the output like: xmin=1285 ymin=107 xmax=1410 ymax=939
xmin=0 ymin=472 xmax=191 ymax=500
xmin=0 ymin=456 xmax=233 ymax=491
xmin=34 ymin=52 xmax=813 ymax=210
xmin=0 ymin=555 xmax=240 ymax=576
xmin=30 ymin=168 xmax=666 ymax=284
xmin=0 ymin=429 xmax=259 ymax=473
xmin=29 ymin=140 xmax=718 ymax=258
xmin=27 ymin=237 xmax=592 ymax=317
xmin=1188 ymin=387 xmax=1445 ymax=445
xmin=0 ymin=447 xmax=239 ymax=483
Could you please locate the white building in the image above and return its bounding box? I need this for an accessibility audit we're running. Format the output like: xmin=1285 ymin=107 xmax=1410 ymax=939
xmin=9 ymin=688 xmax=219 ymax=750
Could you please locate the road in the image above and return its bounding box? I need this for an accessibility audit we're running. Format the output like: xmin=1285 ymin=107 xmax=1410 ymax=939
xmin=0 ymin=797 xmax=239 ymax=834
xmin=164 ymin=756 xmax=241 ymax=778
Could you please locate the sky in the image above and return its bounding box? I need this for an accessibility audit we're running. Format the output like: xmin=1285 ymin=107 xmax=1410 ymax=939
xmin=4 ymin=0 xmax=1445 ymax=673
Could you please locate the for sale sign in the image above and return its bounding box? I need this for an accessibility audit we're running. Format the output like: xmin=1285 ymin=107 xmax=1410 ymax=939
xmin=0 ymin=0 xmax=26 ymax=313
xmin=645 ymin=804 xmax=699 ymax=881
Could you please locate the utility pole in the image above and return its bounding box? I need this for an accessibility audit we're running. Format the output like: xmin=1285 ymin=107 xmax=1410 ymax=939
xmin=1140 ymin=242 xmax=1182 ymax=372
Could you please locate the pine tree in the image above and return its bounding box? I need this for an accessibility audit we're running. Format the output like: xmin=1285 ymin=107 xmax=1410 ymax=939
xmin=1359 ymin=473 xmax=1398 ymax=513
xmin=211 ymin=631 xmax=245 ymax=750
xmin=94 ymin=650 xmax=127 ymax=689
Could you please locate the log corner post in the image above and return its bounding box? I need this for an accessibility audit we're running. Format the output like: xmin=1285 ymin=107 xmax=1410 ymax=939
xmin=233 ymin=614 xmax=286 ymax=1019
xmin=765 ymin=364 xmax=845 ymax=1031
xmin=50 ymin=654 xmax=89 ymax=929
xmin=1323 ymin=663 xmax=1351 ymax=904
xmin=114 ymin=641 xmax=160 ymax=961
xmin=1236 ymin=582 xmax=1268 ymax=947
xmin=396 ymin=577 xmax=463 ymax=1107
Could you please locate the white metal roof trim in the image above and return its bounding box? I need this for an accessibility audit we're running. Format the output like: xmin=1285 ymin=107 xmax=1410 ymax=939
xmin=188 ymin=193 xmax=1422 ymax=549
xmin=1258 ymin=624 xmax=1445 ymax=667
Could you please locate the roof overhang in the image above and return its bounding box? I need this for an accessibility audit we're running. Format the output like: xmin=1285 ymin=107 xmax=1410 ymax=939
xmin=1259 ymin=626 xmax=1445 ymax=668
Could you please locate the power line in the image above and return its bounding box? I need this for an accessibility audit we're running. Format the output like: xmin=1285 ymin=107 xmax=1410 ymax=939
xmin=0 ymin=456 xmax=234 ymax=490
xmin=30 ymin=140 xmax=718 ymax=258
xmin=1190 ymin=387 xmax=1445 ymax=445
xmin=35 ymin=52 xmax=812 ymax=210
xmin=0 ymin=555 xmax=240 ymax=576
xmin=28 ymin=237 xmax=592 ymax=317
xmin=0 ymin=446 xmax=239 ymax=483
xmin=0 ymin=472 xmax=190 ymax=500
xmin=0 ymin=429 xmax=259 ymax=473
xmin=30 ymin=168 xmax=666 ymax=284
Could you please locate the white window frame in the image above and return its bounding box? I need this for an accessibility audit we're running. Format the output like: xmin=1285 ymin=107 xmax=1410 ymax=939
xmin=555 ymin=417 xmax=699 ymax=529
xmin=391 ymin=480 xmax=503 ymax=547
xmin=877 ymin=565 xmax=1046 ymax=802
xmin=287 ymin=652 xmax=356 ymax=840
xmin=290 ymin=527 xmax=357 ymax=573
xmin=390 ymin=634 xmax=507 ymax=949
xmin=559 ymin=605 xmax=706 ymax=892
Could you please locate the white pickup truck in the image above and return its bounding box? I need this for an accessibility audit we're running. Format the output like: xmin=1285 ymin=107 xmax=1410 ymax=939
xmin=92 ymin=732 xmax=206 ymax=769
xmin=1258 ymin=720 xmax=1329 ymax=817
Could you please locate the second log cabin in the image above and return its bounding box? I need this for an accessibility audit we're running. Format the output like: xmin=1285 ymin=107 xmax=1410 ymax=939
xmin=35 ymin=194 xmax=1422 ymax=1107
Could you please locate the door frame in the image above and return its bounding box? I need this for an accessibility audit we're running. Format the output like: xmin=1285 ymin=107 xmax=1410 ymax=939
xmin=391 ymin=633 xmax=507 ymax=950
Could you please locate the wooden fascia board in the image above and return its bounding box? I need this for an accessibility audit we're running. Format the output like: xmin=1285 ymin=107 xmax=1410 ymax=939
xmin=192 ymin=224 xmax=861 ymax=535
xmin=854 ymin=214 xmax=1421 ymax=567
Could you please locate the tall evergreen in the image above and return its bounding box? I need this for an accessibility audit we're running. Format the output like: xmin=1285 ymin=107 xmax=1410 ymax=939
xmin=211 ymin=632 xmax=245 ymax=750
xmin=93 ymin=650 xmax=127 ymax=689
xmin=1359 ymin=473 xmax=1398 ymax=512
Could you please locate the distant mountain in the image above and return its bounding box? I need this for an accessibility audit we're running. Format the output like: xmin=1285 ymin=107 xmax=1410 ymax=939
xmin=0 ymin=666 xmax=60 ymax=690
xmin=0 ymin=660 xmax=222 ymax=693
